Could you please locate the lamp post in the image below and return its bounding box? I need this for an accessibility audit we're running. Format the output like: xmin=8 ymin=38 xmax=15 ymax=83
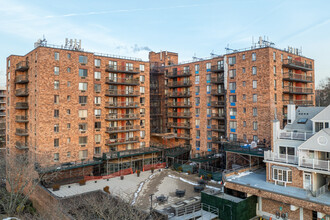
xmin=150 ymin=193 xmax=154 ymax=212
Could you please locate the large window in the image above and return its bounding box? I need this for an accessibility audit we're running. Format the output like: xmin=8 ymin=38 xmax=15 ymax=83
xmin=79 ymin=96 xmax=87 ymax=104
xmin=229 ymin=108 xmax=237 ymax=116
xmin=54 ymin=80 xmax=59 ymax=89
xmin=252 ymin=66 xmax=257 ymax=75
xmin=252 ymin=80 xmax=257 ymax=89
xmin=252 ymin=52 xmax=256 ymax=61
xmin=230 ymin=121 xmax=237 ymax=129
xmin=79 ymin=83 xmax=88 ymax=91
xmin=94 ymin=71 xmax=101 ymax=80
xmin=79 ymin=150 xmax=88 ymax=159
xmin=229 ymin=95 xmax=236 ymax=103
xmin=229 ymin=56 xmax=236 ymax=65
xmin=94 ymin=96 xmax=101 ymax=105
xmin=229 ymin=82 xmax=236 ymax=90
xmin=55 ymin=52 xmax=59 ymax=61
xmin=79 ymin=69 xmax=88 ymax=77
xmin=273 ymin=167 xmax=292 ymax=183
xmin=79 ymin=110 xmax=88 ymax=118
xmin=54 ymin=66 xmax=59 ymax=75
xmin=79 ymin=55 xmax=88 ymax=64
xmin=79 ymin=136 xmax=88 ymax=145
xmin=229 ymin=69 xmax=236 ymax=79
xmin=94 ymin=59 xmax=101 ymax=67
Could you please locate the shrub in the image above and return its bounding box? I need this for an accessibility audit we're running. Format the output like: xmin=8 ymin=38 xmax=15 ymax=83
xmin=79 ymin=179 xmax=86 ymax=186
xmin=52 ymin=184 xmax=60 ymax=191
xmin=137 ymin=170 xmax=141 ymax=177
xmin=103 ymin=186 xmax=110 ymax=194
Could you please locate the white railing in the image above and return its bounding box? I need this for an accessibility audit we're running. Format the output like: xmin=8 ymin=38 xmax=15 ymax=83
xmin=264 ymin=151 xmax=298 ymax=164
xmin=299 ymin=157 xmax=330 ymax=172
xmin=278 ymin=131 xmax=313 ymax=141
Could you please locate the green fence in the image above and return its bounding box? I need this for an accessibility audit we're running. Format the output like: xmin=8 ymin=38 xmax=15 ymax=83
xmin=174 ymin=163 xmax=194 ymax=173
xmin=198 ymin=169 xmax=222 ymax=182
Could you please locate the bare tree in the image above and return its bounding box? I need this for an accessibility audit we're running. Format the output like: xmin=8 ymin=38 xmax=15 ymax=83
xmin=316 ymin=77 xmax=330 ymax=106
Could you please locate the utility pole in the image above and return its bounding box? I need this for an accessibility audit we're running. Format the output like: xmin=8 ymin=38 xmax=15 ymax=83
xmin=149 ymin=193 xmax=154 ymax=212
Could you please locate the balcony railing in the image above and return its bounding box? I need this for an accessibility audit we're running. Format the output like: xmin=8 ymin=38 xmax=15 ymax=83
xmin=166 ymin=70 xmax=191 ymax=78
xmin=211 ymin=125 xmax=226 ymax=132
xmin=211 ymin=89 xmax=225 ymax=96
xmin=212 ymin=137 xmax=222 ymax=143
xmin=211 ymin=101 xmax=225 ymax=107
xmin=15 ymin=141 xmax=29 ymax=150
xmin=278 ymin=131 xmax=313 ymax=141
xmin=105 ymin=136 xmax=139 ymax=146
xmin=175 ymin=133 xmax=192 ymax=140
xmin=15 ymin=128 xmax=29 ymax=136
xmin=16 ymin=61 xmax=29 ymax=71
xmin=211 ymin=77 xmax=224 ymax=84
xmin=167 ymin=102 xmax=192 ymax=108
xmin=105 ymin=113 xmax=139 ymax=121
xmin=105 ymin=89 xmax=139 ymax=96
xmin=282 ymin=99 xmax=313 ymax=106
xmin=282 ymin=59 xmax=313 ymax=71
xmin=15 ymin=74 xmax=29 ymax=84
xmin=15 ymin=88 xmax=29 ymax=97
xmin=15 ymin=102 xmax=29 ymax=109
xmin=106 ymin=146 xmax=160 ymax=159
xmin=264 ymin=151 xmax=298 ymax=164
xmin=105 ymin=65 xmax=139 ymax=73
xmin=105 ymin=77 xmax=139 ymax=85
xmin=0 ymin=113 xmax=5 ymax=117
xmin=106 ymin=125 xmax=140 ymax=133
xmin=283 ymin=86 xmax=313 ymax=94
xmin=168 ymin=122 xmax=191 ymax=129
xmin=299 ymin=157 xmax=330 ymax=172
xmin=167 ymin=112 xmax=192 ymax=118
xmin=167 ymin=81 xmax=192 ymax=88
xmin=167 ymin=91 xmax=191 ymax=98
xmin=105 ymin=102 xmax=139 ymax=108
xmin=223 ymin=142 xmax=270 ymax=157
xmin=282 ymin=73 xmax=313 ymax=82
xmin=210 ymin=65 xmax=224 ymax=72
xmin=211 ymin=113 xmax=225 ymax=119
xmin=15 ymin=115 xmax=29 ymax=123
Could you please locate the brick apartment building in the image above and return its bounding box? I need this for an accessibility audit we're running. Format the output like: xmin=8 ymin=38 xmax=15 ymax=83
xmin=6 ymin=40 xmax=150 ymax=171
xmin=0 ymin=86 xmax=5 ymax=150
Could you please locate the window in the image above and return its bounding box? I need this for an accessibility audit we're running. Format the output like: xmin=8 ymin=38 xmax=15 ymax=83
xmin=79 ymin=123 xmax=87 ymax=132
xmin=230 ymin=121 xmax=237 ymax=129
xmin=274 ymin=94 xmax=277 ymax=102
xmin=273 ymin=52 xmax=276 ymax=61
xmin=94 ymin=147 xmax=101 ymax=155
xmin=230 ymin=108 xmax=237 ymax=116
xmin=242 ymin=67 xmax=246 ymax=73
xmin=281 ymin=54 xmax=283 ymax=62
xmin=229 ymin=134 xmax=237 ymax=141
xmin=79 ymin=136 xmax=87 ymax=145
xmin=67 ymin=53 xmax=71 ymax=59
xmin=195 ymin=97 xmax=200 ymax=105
xmin=252 ymin=52 xmax=256 ymax=61
xmin=315 ymin=122 xmax=324 ymax=132
xmin=54 ymin=124 xmax=59 ymax=133
xmin=54 ymin=80 xmax=59 ymax=89
xmin=54 ymin=66 xmax=59 ymax=75
xmin=273 ymin=66 xmax=276 ymax=75
xmin=94 ymin=71 xmax=101 ymax=80
xmin=243 ymin=121 xmax=246 ymax=127
xmin=95 ymin=109 xmax=101 ymax=116
xmin=79 ymin=96 xmax=87 ymax=104
xmin=94 ymin=97 xmax=101 ymax=105
xmin=95 ymin=122 xmax=101 ymax=130
xmin=207 ymin=142 xmax=212 ymax=150
xmin=126 ymin=63 xmax=133 ymax=71
xmin=140 ymin=75 xmax=145 ymax=83
xmin=54 ymin=139 xmax=59 ymax=147
xmin=252 ymin=66 xmax=257 ymax=75
xmin=67 ymin=81 xmax=71 ymax=87
xmin=274 ymin=80 xmax=277 ymax=90
xmin=79 ymin=55 xmax=88 ymax=64
xmin=242 ymin=54 xmax=245 ymax=60
xmin=243 ymin=81 xmax=246 ymax=87
xmin=229 ymin=95 xmax=236 ymax=103
xmin=195 ymin=108 xmax=200 ymax=115
xmin=140 ymin=64 xmax=145 ymax=72
xmin=140 ymin=130 xmax=145 ymax=138
xmin=54 ymin=95 xmax=59 ymax=104
xmin=140 ymin=86 xmax=145 ymax=94
xmin=196 ymin=130 xmax=200 ymax=137
xmin=229 ymin=69 xmax=236 ymax=79
xmin=79 ymin=110 xmax=88 ymax=118
xmin=95 ymin=134 xmax=101 ymax=144
xmin=54 ymin=153 xmax=59 ymax=162
xmin=67 ymin=152 xmax=71 ymax=157
xmin=54 ymin=109 xmax=59 ymax=118
xmin=67 ymin=138 xmax=71 ymax=143
xmin=229 ymin=56 xmax=236 ymax=65
xmin=109 ymin=60 xmax=117 ymax=70
xmin=207 ymin=108 xmax=211 ymax=115
xmin=94 ymin=84 xmax=101 ymax=93
xmin=206 ymin=63 xmax=211 ymax=70
xmin=140 ymin=108 xmax=145 ymax=116
xmin=94 ymin=59 xmax=101 ymax=67
xmin=79 ymin=69 xmax=88 ymax=77
xmin=207 ymin=85 xmax=211 ymax=93
xmin=253 ymin=107 xmax=257 ymax=116
xmin=243 ymin=107 xmax=246 ymax=113
xmin=195 ymin=64 xmax=200 ymax=72
xmin=253 ymin=135 xmax=258 ymax=141
xmin=196 ymin=141 xmax=200 ymax=148
xmin=140 ymin=119 xmax=145 ymax=127
xmin=206 ymin=74 xmax=211 ymax=81
xmin=66 ymin=109 xmax=70 ymax=115
xmin=67 ymin=67 xmax=71 ymax=73
xmin=79 ymin=150 xmax=88 ymax=159
xmin=273 ymin=167 xmax=292 ymax=183
xmin=55 ymin=52 xmax=59 ymax=61
xmin=195 ymin=75 xmax=200 ymax=84
xmin=252 ymin=80 xmax=257 ymax=89
xmin=140 ymin=97 xmax=145 ymax=105
xmin=67 ymin=123 xmax=71 ymax=129
xmin=195 ymin=119 xmax=200 ymax=127
xmin=253 ymin=94 xmax=257 ymax=103
xmin=229 ymin=82 xmax=236 ymax=90
xmin=243 ymin=94 xmax=246 ymax=100
xmin=195 ymin=86 xmax=200 ymax=93
xmin=79 ymin=83 xmax=87 ymax=91
xmin=253 ymin=121 xmax=258 ymax=130
xmin=67 ymin=95 xmax=71 ymax=101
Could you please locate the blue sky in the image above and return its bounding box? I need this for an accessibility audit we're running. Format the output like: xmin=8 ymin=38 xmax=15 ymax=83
xmin=1 ymin=0 xmax=329 ymax=86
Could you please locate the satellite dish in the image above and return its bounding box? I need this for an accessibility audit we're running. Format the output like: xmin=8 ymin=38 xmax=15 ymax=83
xmin=251 ymin=141 xmax=257 ymax=149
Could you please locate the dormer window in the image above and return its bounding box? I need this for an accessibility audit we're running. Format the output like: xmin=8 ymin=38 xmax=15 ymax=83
xmin=297 ymin=118 xmax=308 ymax=124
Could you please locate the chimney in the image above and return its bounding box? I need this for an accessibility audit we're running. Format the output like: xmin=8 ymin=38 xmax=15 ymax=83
xmin=272 ymin=118 xmax=280 ymax=149
xmin=287 ymin=104 xmax=296 ymax=124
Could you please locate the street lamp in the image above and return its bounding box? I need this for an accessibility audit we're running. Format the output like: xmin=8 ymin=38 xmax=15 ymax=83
xmin=150 ymin=193 xmax=154 ymax=212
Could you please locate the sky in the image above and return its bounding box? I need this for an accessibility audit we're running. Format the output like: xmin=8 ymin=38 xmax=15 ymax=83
xmin=0 ymin=0 xmax=329 ymax=86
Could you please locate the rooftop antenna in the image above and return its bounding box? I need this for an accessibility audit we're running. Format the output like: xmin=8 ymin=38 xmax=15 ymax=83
xmin=210 ymin=50 xmax=220 ymax=57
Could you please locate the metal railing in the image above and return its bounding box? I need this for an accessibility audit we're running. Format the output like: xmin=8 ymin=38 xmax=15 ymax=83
xmin=167 ymin=112 xmax=192 ymax=117
xmin=211 ymin=77 xmax=224 ymax=83
xmin=105 ymin=89 xmax=139 ymax=96
xmin=168 ymin=122 xmax=191 ymax=128
xmin=15 ymin=128 xmax=28 ymax=135
xmin=283 ymin=86 xmax=313 ymax=94
xmin=105 ymin=113 xmax=139 ymax=120
xmin=211 ymin=125 xmax=226 ymax=131
xmin=166 ymin=70 xmax=191 ymax=78
xmin=105 ymin=146 xmax=159 ymax=159
xmin=264 ymin=151 xmax=298 ymax=164
xmin=15 ymin=115 xmax=28 ymax=122
xmin=106 ymin=125 xmax=140 ymax=133
xmin=105 ymin=77 xmax=139 ymax=85
xmin=211 ymin=101 xmax=225 ymax=107
xmin=167 ymin=91 xmax=191 ymax=97
xmin=211 ymin=113 xmax=225 ymax=119
xmin=167 ymin=102 xmax=192 ymax=107
xmin=15 ymin=102 xmax=29 ymax=109
xmin=16 ymin=61 xmax=29 ymax=71
xmin=283 ymin=59 xmax=313 ymax=70
xmin=299 ymin=157 xmax=330 ymax=172
xmin=167 ymin=81 xmax=192 ymax=87
xmin=310 ymin=183 xmax=329 ymax=197
xmin=176 ymin=133 xmax=192 ymax=139
xmin=282 ymin=100 xmax=313 ymax=106
xmin=16 ymin=141 xmax=29 ymax=150
xmin=211 ymin=89 xmax=225 ymax=95
xmin=278 ymin=131 xmax=313 ymax=141
xmin=105 ymin=137 xmax=139 ymax=146
xmin=282 ymin=72 xmax=313 ymax=82
xmin=105 ymin=65 xmax=140 ymax=73
xmin=15 ymin=88 xmax=29 ymax=96
xmin=15 ymin=74 xmax=29 ymax=83
xmin=211 ymin=65 xmax=224 ymax=72
xmin=105 ymin=102 xmax=139 ymax=108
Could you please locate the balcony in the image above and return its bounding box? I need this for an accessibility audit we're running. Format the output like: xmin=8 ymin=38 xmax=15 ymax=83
xmin=105 ymin=102 xmax=139 ymax=109
xmin=15 ymin=61 xmax=29 ymax=72
xmin=105 ymin=89 xmax=139 ymax=97
xmin=15 ymin=115 xmax=29 ymax=123
xmin=167 ymin=112 xmax=192 ymax=118
xmin=211 ymin=89 xmax=225 ymax=96
xmin=282 ymin=59 xmax=313 ymax=71
xmin=282 ymin=99 xmax=313 ymax=106
xmin=211 ymin=77 xmax=224 ymax=84
xmin=15 ymin=102 xmax=28 ymax=110
xmin=264 ymin=151 xmax=298 ymax=164
xmin=168 ymin=122 xmax=191 ymax=129
xmin=15 ymin=88 xmax=29 ymax=97
xmin=15 ymin=141 xmax=29 ymax=150
xmin=105 ymin=136 xmax=139 ymax=146
xmin=211 ymin=113 xmax=225 ymax=120
xmin=299 ymin=157 xmax=330 ymax=173
xmin=210 ymin=65 xmax=224 ymax=73
xmin=105 ymin=65 xmax=139 ymax=74
xmin=167 ymin=102 xmax=192 ymax=108
xmin=175 ymin=133 xmax=192 ymax=140
xmin=15 ymin=128 xmax=29 ymax=136
xmin=106 ymin=146 xmax=160 ymax=159
xmin=105 ymin=125 xmax=140 ymax=133
xmin=211 ymin=101 xmax=225 ymax=107
xmin=282 ymin=72 xmax=313 ymax=83
xmin=167 ymin=91 xmax=191 ymax=98
xmin=105 ymin=113 xmax=139 ymax=121
xmin=0 ymin=113 xmax=5 ymax=117
xmin=212 ymin=137 xmax=222 ymax=143
xmin=0 ymin=94 xmax=6 ymax=98
xmin=278 ymin=131 xmax=313 ymax=141
xmin=223 ymin=142 xmax=270 ymax=157
xmin=166 ymin=70 xmax=191 ymax=78
xmin=167 ymin=81 xmax=192 ymax=88
xmin=283 ymin=86 xmax=313 ymax=95
xmin=211 ymin=125 xmax=226 ymax=132
xmin=15 ymin=74 xmax=29 ymax=84
xmin=105 ymin=77 xmax=139 ymax=85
